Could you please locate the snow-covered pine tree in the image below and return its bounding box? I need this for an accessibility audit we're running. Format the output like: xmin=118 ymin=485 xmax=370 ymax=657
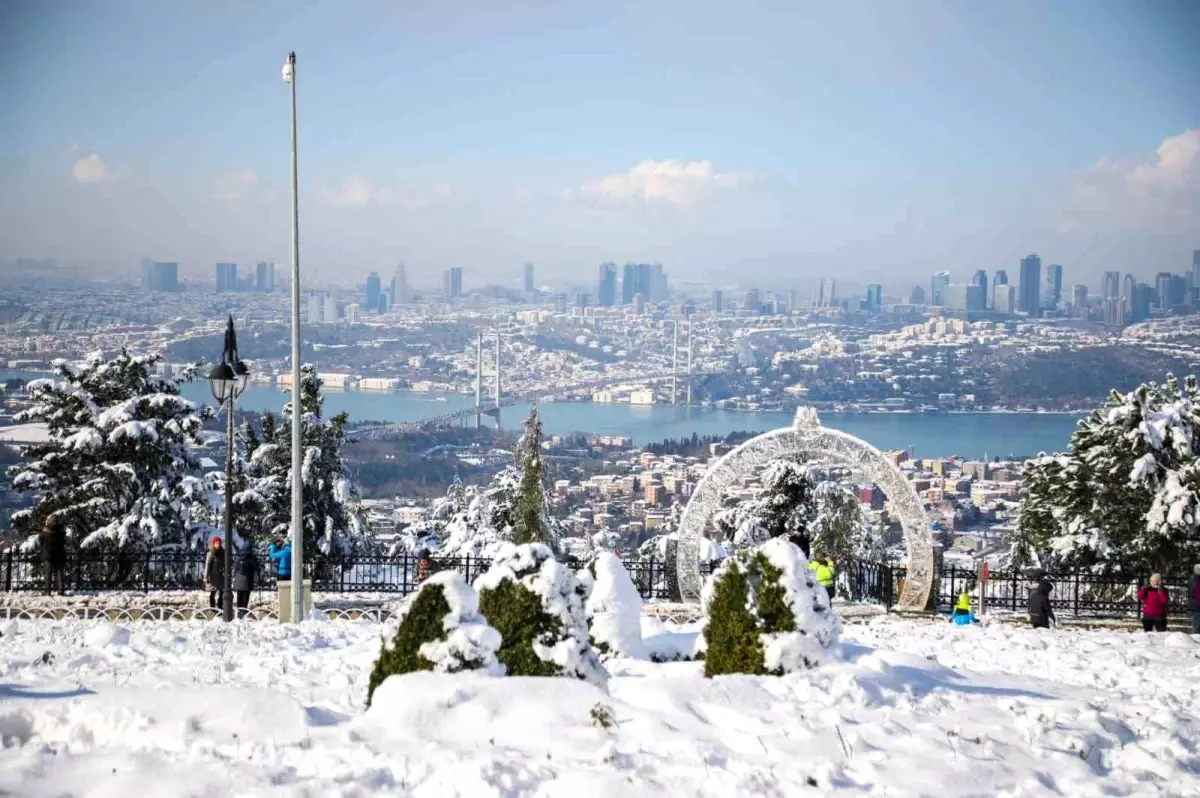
xmin=510 ymin=407 xmax=559 ymax=551
xmin=7 ymin=350 xmax=210 ymax=551
xmin=237 ymin=365 xmax=370 ymax=557
xmin=808 ymin=480 xmax=865 ymax=558
xmin=1016 ymin=375 xmax=1200 ymax=572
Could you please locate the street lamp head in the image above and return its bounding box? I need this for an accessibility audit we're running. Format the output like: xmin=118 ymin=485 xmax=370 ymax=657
xmin=208 ymin=360 xmax=236 ymax=404
xmin=282 ymin=54 xmax=295 ymax=84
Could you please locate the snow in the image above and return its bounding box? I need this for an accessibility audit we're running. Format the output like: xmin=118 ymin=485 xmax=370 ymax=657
xmin=585 ymin=553 xmax=648 ymax=661
xmin=395 ymin=571 xmax=503 ymax=676
xmin=0 ymin=617 xmax=1198 ymax=794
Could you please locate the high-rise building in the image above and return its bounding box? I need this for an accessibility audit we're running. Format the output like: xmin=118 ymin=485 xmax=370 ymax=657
xmin=1104 ymin=297 xmax=1125 ymax=328
xmin=255 ymin=261 xmax=275 ymax=292
xmin=1102 ymin=271 xmax=1120 ymax=301
xmin=621 ymin=264 xmax=636 ymax=305
xmin=650 ymin=263 xmax=667 ymax=301
xmin=307 ymin=292 xmax=331 ymax=324
xmin=711 ymin=289 xmax=724 ymax=313
xmin=743 ymin=288 xmax=761 ymax=315
xmin=1123 ymin=273 xmax=1137 ymax=318
xmin=828 ymin=280 xmax=838 ymax=307
xmin=1018 ymin=254 xmax=1041 ymax=315
xmin=1165 ymin=275 xmax=1187 ymax=309
xmin=1072 ymin=285 xmax=1088 ymax=317
xmin=865 ymin=284 xmax=883 ymax=312
xmin=1193 ymin=250 xmax=1200 ymax=295
xmin=1154 ymin=272 xmax=1171 ymax=309
xmin=945 ymin=283 xmax=985 ymax=313
xmin=216 ymin=263 xmax=238 ymax=292
xmin=931 ymin=271 xmax=950 ymax=306
xmin=1042 ymin=263 xmax=1063 ymax=310
xmin=993 ymin=284 xmax=1016 ymax=314
xmin=141 ymin=260 xmax=179 ymax=292
xmin=816 ymin=278 xmax=827 ymax=308
xmin=788 ymin=290 xmax=798 ymax=315
xmin=597 ymin=263 xmax=617 ymax=307
xmin=391 ymin=264 xmax=409 ymax=305
xmin=444 ymin=266 xmax=463 ymax=299
xmin=993 ymin=269 xmax=1009 ymax=286
xmin=972 ymin=270 xmax=989 ymax=309
xmin=632 ymin=293 xmax=646 ymax=315
xmin=909 ymin=285 xmax=926 ymax=304
xmin=365 ymin=272 xmax=381 ymax=311
xmin=1132 ymin=282 xmax=1153 ymax=322
xmin=524 ymin=263 xmax=535 ymax=294
xmin=346 ymin=303 xmax=362 ymax=324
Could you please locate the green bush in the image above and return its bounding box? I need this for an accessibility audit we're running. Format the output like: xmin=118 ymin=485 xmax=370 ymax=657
xmin=366 ymin=583 xmax=451 ymax=706
xmin=702 ymin=558 xmax=767 ymax=677
xmin=477 ymin=577 xmax=560 ymax=677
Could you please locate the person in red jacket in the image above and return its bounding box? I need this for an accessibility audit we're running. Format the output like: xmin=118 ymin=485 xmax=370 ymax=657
xmin=1137 ymin=574 xmax=1169 ymax=632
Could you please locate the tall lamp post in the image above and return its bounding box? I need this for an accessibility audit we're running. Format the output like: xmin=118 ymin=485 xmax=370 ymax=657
xmin=282 ymin=51 xmax=304 ymax=623
xmin=208 ymin=316 xmax=250 ymax=623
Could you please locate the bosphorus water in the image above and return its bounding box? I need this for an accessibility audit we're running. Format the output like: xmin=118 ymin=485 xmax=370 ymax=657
xmin=1 ymin=370 xmax=1081 ymax=459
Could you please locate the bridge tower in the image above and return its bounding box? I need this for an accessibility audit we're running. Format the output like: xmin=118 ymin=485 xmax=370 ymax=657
xmin=671 ymin=320 xmax=679 ymax=404
xmin=686 ymin=321 xmax=693 ymax=406
xmin=494 ymin=332 xmax=502 ymax=429
xmin=475 ymin=331 xmax=483 ymax=428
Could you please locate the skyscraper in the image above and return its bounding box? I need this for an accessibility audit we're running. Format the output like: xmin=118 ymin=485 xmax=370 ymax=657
xmin=365 ymin=272 xmax=381 ymax=311
xmin=1132 ymin=283 xmax=1153 ymax=322
xmin=909 ymin=285 xmax=926 ymax=304
xmin=743 ymin=288 xmax=761 ymax=315
xmin=931 ymin=272 xmax=950 ymax=306
xmin=1042 ymin=263 xmax=1063 ymax=310
xmin=993 ymin=284 xmax=1016 ymax=314
xmin=945 ymin=283 xmax=985 ymax=313
xmin=523 ymin=263 xmax=535 ymax=293
xmin=444 ymin=266 xmax=463 ymax=299
xmin=1123 ymin=273 xmax=1137 ymax=318
xmin=142 ymin=261 xmax=179 ymax=292
xmin=1072 ymin=285 xmax=1088 ymax=317
xmin=391 ymin=264 xmax=409 ymax=305
xmin=621 ymin=263 xmax=636 ymax=305
xmin=865 ymin=284 xmax=882 ymax=312
xmin=255 ymin=261 xmax=275 ymax=292
xmin=1018 ymin=254 xmax=1041 ymax=315
xmin=597 ymin=263 xmax=617 ymax=307
xmin=216 ymin=263 xmax=238 ymax=292
xmin=1102 ymin=271 xmax=1121 ymax=301
xmin=816 ymin=278 xmax=827 ymax=308
xmin=711 ymin=289 xmax=724 ymax=313
xmin=788 ymin=289 xmax=799 ymax=315
xmin=972 ymin=270 xmax=989 ymax=309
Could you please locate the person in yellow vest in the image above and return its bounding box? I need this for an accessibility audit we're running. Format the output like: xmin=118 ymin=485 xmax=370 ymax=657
xmin=808 ymin=555 xmax=836 ymax=603
xmin=950 ymin=590 xmax=978 ymax=625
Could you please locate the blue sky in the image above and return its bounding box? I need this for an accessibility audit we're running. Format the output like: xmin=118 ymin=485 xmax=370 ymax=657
xmin=1 ymin=0 xmax=1197 ymax=293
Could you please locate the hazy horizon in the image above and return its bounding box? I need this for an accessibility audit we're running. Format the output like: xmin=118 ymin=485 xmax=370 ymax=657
xmin=2 ymin=1 xmax=1197 ymax=291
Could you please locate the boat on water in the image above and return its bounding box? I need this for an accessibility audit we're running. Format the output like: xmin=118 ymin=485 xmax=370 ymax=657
xmin=919 ymin=405 xmax=946 ymax=414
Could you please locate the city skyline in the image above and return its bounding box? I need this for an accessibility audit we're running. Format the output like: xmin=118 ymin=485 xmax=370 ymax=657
xmin=1 ymin=2 xmax=1197 ymax=286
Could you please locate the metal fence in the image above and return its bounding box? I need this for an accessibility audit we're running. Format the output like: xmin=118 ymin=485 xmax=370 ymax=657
xmin=2 ymin=549 xmax=1191 ymax=620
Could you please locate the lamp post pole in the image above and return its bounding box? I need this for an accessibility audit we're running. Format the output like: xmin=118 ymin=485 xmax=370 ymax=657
xmin=284 ymin=51 xmax=304 ymax=623
xmin=209 ymin=316 xmax=249 ymax=623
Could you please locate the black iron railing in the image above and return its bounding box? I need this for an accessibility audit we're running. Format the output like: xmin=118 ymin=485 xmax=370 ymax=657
xmin=1 ymin=549 xmax=1190 ymax=620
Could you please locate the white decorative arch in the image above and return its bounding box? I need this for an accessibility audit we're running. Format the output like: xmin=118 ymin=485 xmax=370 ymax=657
xmin=676 ymin=407 xmax=934 ymax=610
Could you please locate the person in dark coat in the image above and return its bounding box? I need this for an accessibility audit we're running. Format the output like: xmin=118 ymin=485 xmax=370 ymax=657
xmin=788 ymin=528 xmax=811 ymax=559
xmin=205 ymin=536 xmax=226 ymax=609
xmin=1028 ymin=579 xmax=1056 ymax=629
xmin=40 ymin=517 xmax=67 ymax=596
xmin=233 ymin=546 xmax=257 ymax=617
xmin=416 ymin=549 xmax=434 ymax=584
xmin=1137 ymin=574 xmax=1169 ymax=633
xmin=1188 ymin=564 xmax=1200 ymax=635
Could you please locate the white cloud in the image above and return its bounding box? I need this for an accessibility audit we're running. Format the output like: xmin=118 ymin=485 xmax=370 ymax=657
xmin=1060 ymin=129 xmax=1200 ymax=232
xmin=71 ymin=153 xmax=110 ymax=183
xmin=323 ymin=175 xmax=382 ymax=206
xmin=579 ymin=159 xmax=751 ymax=205
xmin=212 ymin=169 xmax=261 ymax=201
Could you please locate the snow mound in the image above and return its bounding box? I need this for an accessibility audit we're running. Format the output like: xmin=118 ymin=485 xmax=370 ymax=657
xmin=413 ymin=570 xmax=503 ymax=676
xmin=585 ymin=553 xmax=648 ymax=661
xmin=83 ymin=622 xmax=131 ymax=648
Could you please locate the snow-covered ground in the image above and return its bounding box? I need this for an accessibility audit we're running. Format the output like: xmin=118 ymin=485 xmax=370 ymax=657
xmin=0 ymin=616 xmax=1197 ymax=796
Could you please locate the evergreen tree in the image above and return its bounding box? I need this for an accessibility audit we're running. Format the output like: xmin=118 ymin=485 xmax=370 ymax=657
xmin=809 ymin=480 xmax=865 ymax=558
xmin=7 ymin=350 xmax=210 ymax=551
xmin=510 ymin=408 xmax=558 ymax=550
xmin=1015 ymin=375 xmax=1200 ymax=572
xmin=237 ymin=365 xmax=370 ymax=557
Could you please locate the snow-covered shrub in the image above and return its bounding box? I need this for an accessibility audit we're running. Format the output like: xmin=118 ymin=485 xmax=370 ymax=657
xmin=475 ymin=543 xmax=605 ymax=684
xmin=585 ymin=553 xmax=647 ymax=661
xmin=366 ymin=571 xmax=501 ymax=705
xmin=702 ymin=538 xmax=840 ymax=677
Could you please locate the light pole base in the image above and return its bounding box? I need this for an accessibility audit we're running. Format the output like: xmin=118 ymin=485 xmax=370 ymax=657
xmin=277 ymin=579 xmax=313 ymax=623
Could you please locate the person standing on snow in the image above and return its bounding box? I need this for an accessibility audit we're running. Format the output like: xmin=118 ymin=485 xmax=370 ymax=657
xmin=1137 ymin=574 xmax=1169 ymax=633
xmin=205 ymin=536 xmax=226 ymax=610
xmin=1028 ymin=578 xmax=1055 ymax=629
xmin=808 ymin=554 xmax=836 ymax=603
xmin=1188 ymin=564 xmax=1200 ymax=635
xmin=40 ymin=516 xmax=68 ymax=596
xmin=950 ymin=590 xmax=978 ymax=625
xmin=233 ymin=545 xmax=257 ymax=617
xmin=268 ymin=538 xmax=292 ymax=582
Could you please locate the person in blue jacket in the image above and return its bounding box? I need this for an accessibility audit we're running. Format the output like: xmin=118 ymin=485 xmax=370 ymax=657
xmin=950 ymin=590 xmax=979 ymax=625
xmin=268 ymin=538 xmax=292 ymax=581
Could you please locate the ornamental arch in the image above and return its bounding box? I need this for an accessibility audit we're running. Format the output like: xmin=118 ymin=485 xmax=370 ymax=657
xmin=675 ymin=407 xmax=934 ymax=611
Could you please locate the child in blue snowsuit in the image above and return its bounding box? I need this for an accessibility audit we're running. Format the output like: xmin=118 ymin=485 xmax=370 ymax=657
xmin=950 ymin=591 xmax=979 ymax=625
